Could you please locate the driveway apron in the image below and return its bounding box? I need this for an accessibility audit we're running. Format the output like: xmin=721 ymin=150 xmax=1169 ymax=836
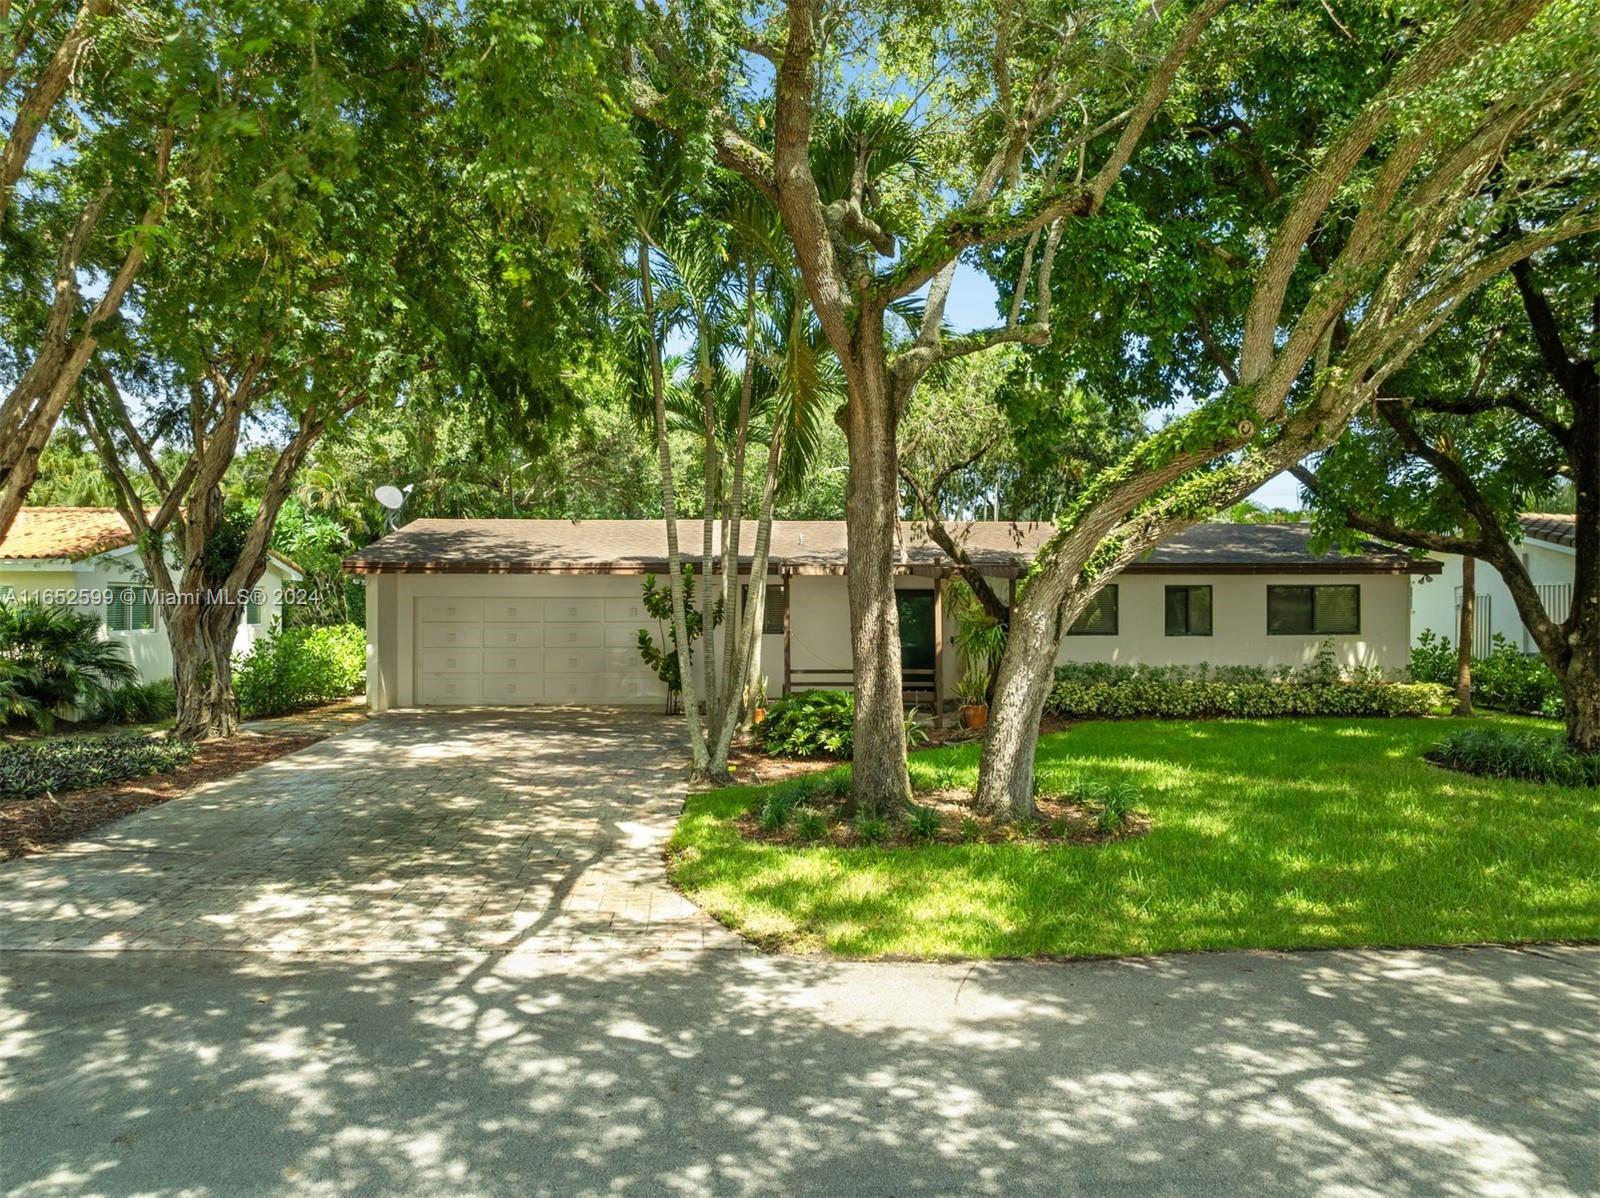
xmin=0 ymin=709 xmax=740 ymax=955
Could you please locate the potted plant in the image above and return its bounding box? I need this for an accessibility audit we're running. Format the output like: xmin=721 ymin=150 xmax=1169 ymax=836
xmin=751 ymin=679 xmax=769 ymax=725
xmin=955 ymin=665 xmax=989 ymax=732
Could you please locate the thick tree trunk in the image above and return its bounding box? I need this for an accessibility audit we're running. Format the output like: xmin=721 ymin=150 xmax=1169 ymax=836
xmin=1564 ymin=648 xmax=1600 ymax=754
xmin=842 ymin=316 xmax=910 ymax=815
xmin=168 ymin=604 xmax=242 ymax=741
xmin=973 ymin=580 xmax=1069 ymax=819
xmin=1455 ymin=555 xmax=1475 ymax=716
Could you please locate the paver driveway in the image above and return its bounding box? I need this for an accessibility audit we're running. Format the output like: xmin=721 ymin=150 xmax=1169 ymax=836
xmin=0 ymin=709 xmax=739 ymax=955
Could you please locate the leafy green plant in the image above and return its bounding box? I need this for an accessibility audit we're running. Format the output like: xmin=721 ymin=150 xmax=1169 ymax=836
xmin=906 ymin=804 xmax=940 ymax=841
xmin=759 ymin=792 xmax=794 ymax=831
xmin=1096 ymin=783 xmax=1140 ymax=833
xmin=794 ymin=809 xmax=829 ymax=841
xmin=854 ymin=815 xmax=889 ymax=845
xmin=1046 ymin=654 xmax=1446 ymax=720
xmin=1410 ymin=632 xmax=1563 ymax=717
xmin=904 ymin=709 xmax=931 ymax=749
xmin=233 ymin=624 xmax=365 ymax=719
xmin=0 ymin=734 xmax=197 ymax=800
xmin=635 ymin=567 xmax=720 ymax=711
xmin=0 ymin=600 xmax=138 ymax=730
xmin=1427 ymin=727 xmax=1598 ymax=787
xmin=958 ymin=816 xmax=983 ymax=842
xmin=89 ymin=679 xmax=178 ymax=726
xmin=754 ymin=690 xmax=855 ymax=758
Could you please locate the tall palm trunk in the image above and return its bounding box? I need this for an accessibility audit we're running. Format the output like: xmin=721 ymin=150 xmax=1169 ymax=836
xmin=641 ymin=238 xmax=708 ymax=775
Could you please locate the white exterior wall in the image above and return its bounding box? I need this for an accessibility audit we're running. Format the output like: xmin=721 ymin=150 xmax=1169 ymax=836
xmin=359 ymin=567 xmax=1418 ymax=713
xmin=1051 ymin=572 xmax=1413 ymax=673
xmin=1410 ymin=539 xmax=1576 ymax=654
xmin=0 ymin=549 xmax=296 ymax=688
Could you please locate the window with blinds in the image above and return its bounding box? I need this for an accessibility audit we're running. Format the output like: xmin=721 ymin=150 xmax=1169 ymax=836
xmin=1267 ymin=584 xmax=1360 ymax=635
xmin=107 ymin=587 xmax=155 ymax=632
xmin=1067 ymin=585 xmax=1118 ymax=636
xmin=740 ymin=584 xmax=787 ymax=635
xmin=1164 ymin=585 xmax=1213 ymax=636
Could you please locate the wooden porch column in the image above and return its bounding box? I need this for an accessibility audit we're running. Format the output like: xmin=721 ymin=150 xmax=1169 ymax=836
xmin=782 ymin=571 xmax=792 ymax=697
xmin=933 ymin=574 xmax=945 ymax=728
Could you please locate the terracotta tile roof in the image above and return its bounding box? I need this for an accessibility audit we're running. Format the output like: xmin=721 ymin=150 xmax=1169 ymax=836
xmin=1 ymin=507 xmax=304 ymax=577
xmin=1520 ymin=512 xmax=1578 ymax=548
xmin=344 ymin=519 xmax=1438 ymax=576
xmin=0 ymin=507 xmax=137 ymax=560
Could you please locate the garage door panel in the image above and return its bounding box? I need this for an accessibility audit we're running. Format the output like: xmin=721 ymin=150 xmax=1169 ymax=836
xmin=604 ymin=598 xmax=651 ymax=623
xmin=483 ymin=624 xmax=541 ymax=649
xmin=418 ymin=599 xmax=483 ymax=623
xmin=420 ymin=648 xmax=482 ymax=675
xmin=482 ymin=599 xmax=543 ymax=623
xmin=544 ymin=600 xmax=594 ymax=623
xmin=419 ymin=623 xmax=482 ymax=649
xmin=483 ymin=650 xmax=537 ymax=675
xmin=543 ymin=649 xmax=605 ymax=674
xmin=603 ymin=625 xmax=642 ymax=648
xmin=483 ymin=675 xmax=541 ymax=703
xmin=419 ymin=675 xmax=482 ymax=705
xmin=544 ymin=675 xmax=602 ymax=704
xmin=545 ymin=623 xmax=603 ymax=648
xmin=606 ymin=674 xmax=657 ymax=702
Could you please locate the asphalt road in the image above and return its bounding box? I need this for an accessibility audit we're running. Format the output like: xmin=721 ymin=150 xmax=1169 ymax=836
xmin=3 ymin=944 xmax=1596 ymax=1197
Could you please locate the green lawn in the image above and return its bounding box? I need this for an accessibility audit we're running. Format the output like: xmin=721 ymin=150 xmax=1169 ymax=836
xmin=668 ymin=715 xmax=1600 ymax=959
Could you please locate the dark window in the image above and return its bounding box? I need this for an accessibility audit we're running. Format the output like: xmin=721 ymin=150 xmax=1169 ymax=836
xmin=1267 ymin=584 xmax=1360 ymax=635
xmin=107 ymin=586 xmax=154 ymax=632
xmin=1067 ymin=585 xmax=1118 ymax=636
xmin=896 ymin=591 xmax=936 ymax=671
xmin=740 ymin=583 xmax=787 ymax=635
xmin=1165 ymin=585 xmax=1213 ymax=636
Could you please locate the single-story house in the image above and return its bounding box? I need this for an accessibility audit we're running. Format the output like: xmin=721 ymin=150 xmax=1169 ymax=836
xmin=0 ymin=507 xmax=303 ymax=686
xmin=1409 ymin=513 xmax=1578 ymax=656
xmin=345 ymin=519 xmax=1439 ymax=715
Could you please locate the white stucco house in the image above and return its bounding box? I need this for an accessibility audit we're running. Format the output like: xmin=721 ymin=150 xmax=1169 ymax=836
xmin=346 ymin=519 xmax=1438 ymax=717
xmin=1409 ymin=514 xmax=1578 ymax=656
xmin=0 ymin=507 xmax=303 ymax=685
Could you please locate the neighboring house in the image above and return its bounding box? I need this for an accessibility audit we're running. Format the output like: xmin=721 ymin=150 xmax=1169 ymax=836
xmin=0 ymin=507 xmax=303 ymax=686
xmin=1410 ymin=514 xmax=1578 ymax=656
xmin=346 ymin=519 xmax=1437 ymax=715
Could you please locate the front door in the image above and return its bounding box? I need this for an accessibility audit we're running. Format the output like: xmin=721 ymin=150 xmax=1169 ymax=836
xmin=896 ymin=590 xmax=936 ymax=676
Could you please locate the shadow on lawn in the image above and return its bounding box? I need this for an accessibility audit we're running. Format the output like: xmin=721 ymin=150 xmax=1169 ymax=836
xmin=2 ymin=944 xmax=1597 ymax=1195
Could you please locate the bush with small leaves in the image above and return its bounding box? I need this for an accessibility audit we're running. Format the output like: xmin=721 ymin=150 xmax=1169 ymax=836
xmin=854 ymin=815 xmax=889 ymax=845
xmin=906 ymin=804 xmax=941 ymax=841
xmin=794 ymin=809 xmax=829 ymax=842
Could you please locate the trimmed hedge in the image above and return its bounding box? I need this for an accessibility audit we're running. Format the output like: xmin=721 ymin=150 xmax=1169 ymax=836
xmin=0 ymin=734 xmax=197 ymax=800
xmin=234 ymin=623 xmax=365 ymax=719
xmin=1428 ymin=726 xmax=1599 ymax=787
xmin=1046 ymin=660 xmax=1448 ymax=721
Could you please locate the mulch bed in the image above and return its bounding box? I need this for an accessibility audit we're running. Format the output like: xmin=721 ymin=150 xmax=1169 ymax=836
xmin=0 ymin=732 xmax=323 ymax=861
xmin=737 ymin=788 xmax=1151 ymax=849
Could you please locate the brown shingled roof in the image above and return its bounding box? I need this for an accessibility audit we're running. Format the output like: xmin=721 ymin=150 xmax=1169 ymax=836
xmin=1520 ymin=513 xmax=1578 ymax=549
xmin=0 ymin=507 xmax=137 ymax=561
xmin=344 ymin=519 xmax=1438 ymax=577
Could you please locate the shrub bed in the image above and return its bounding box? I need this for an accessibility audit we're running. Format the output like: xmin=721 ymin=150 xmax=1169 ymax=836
xmin=1409 ymin=631 xmax=1564 ymax=717
xmin=234 ymin=623 xmax=365 ymax=719
xmin=754 ymin=689 xmax=855 ymax=758
xmin=1046 ymin=660 xmax=1447 ymax=720
xmin=88 ymin=678 xmax=178 ymax=726
xmin=0 ymin=734 xmax=197 ymax=800
xmin=1427 ymin=726 xmax=1599 ymax=787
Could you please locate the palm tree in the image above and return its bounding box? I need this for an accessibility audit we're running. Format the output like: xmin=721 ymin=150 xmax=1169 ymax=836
xmin=0 ymin=599 xmax=138 ymax=731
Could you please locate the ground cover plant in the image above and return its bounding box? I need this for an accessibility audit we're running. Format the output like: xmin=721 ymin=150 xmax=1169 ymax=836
xmin=668 ymin=715 xmax=1600 ymax=959
xmin=0 ymin=734 xmax=197 ymax=801
xmin=1428 ymin=726 xmax=1600 ymax=788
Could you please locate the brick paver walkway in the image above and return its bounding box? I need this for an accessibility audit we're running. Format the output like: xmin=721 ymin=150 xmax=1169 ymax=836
xmin=0 ymin=709 xmax=741 ymax=955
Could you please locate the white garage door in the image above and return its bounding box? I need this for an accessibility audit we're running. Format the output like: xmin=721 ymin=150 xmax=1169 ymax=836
xmin=414 ymin=595 xmax=661 ymax=706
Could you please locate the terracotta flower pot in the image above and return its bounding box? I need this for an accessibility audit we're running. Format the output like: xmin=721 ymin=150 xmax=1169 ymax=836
xmin=753 ymin=707 xmax=767 ymax=725
xmin=959 ymin=703 xmax=988 ymax=732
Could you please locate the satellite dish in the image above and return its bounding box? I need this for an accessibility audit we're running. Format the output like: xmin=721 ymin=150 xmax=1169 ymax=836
xmin=375 ymin=485 xmax=406 ymax=511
